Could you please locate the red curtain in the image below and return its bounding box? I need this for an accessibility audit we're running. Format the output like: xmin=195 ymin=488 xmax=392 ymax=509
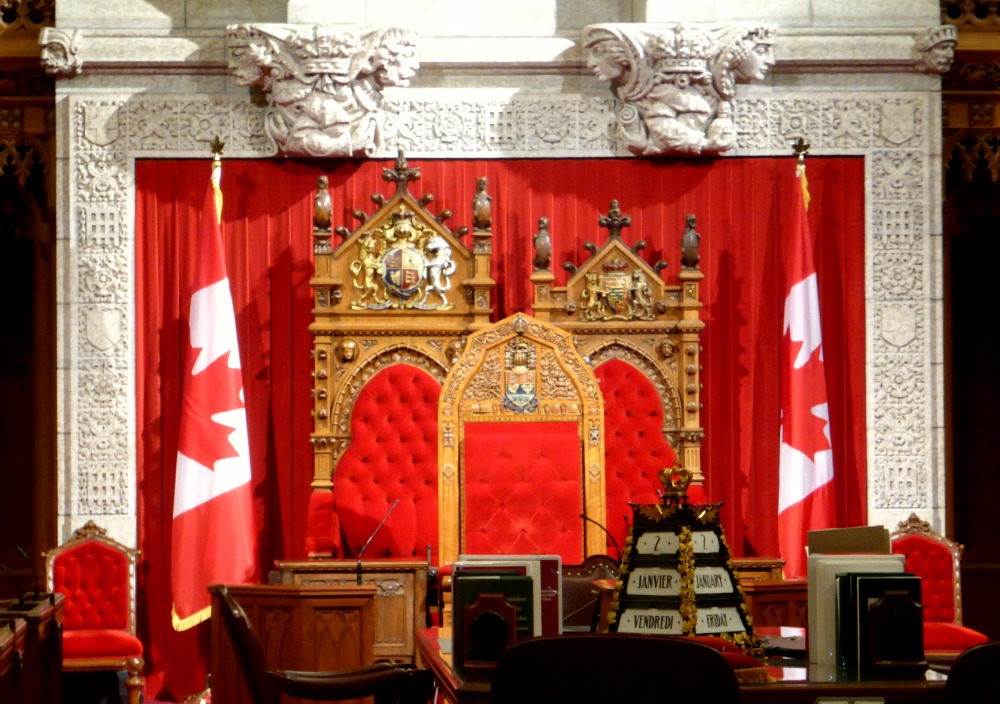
xmin=135 ymin=156 xmax=865 ymax=699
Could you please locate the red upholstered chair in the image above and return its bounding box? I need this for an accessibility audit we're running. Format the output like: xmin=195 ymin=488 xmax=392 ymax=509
xmin=890 ymin=513 xmax=988 ymax=659
xmin=44 ymin=521 xmax=144 ymax=704
xmin=319 ymin=365 xmax=441 ymax=562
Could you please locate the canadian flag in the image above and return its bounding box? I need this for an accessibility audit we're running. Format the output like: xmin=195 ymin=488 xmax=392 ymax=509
xmin=777 ymin=160 xmax=836 ymax=579
xmin=171 ymin=156 xmax=257 ymax=631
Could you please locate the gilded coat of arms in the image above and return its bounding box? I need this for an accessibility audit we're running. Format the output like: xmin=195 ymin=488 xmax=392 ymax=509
xmin=579 ymin=258 xmax=655 ymax=322
xmin=502 ymin=338 xmax=538 ymax=413
xmin=349 ymin=207 xmax=457 ymax=310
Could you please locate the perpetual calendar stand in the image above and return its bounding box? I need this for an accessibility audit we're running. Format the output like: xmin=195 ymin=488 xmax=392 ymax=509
xmin=608 ymin=467 xmax=763 ymax=656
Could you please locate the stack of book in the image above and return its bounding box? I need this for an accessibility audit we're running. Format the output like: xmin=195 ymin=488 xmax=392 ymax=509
xmin=450 ymin=555 xmax=561 ymax=679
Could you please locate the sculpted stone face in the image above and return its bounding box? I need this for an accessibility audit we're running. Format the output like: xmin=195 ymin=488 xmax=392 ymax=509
xmin=735 ymin=42 xmax=775 ymax=82
xmin=587 ymin=39 xmax=628 ymax=83
xmin=377 ymin=38 xmax=418 ymax=86
xmin=927 ymin=42 xmax=955 ymax=73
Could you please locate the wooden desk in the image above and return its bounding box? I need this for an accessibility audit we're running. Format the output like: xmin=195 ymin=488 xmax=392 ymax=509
xmin=1 ymin=618 xmax=26 ymax=704
xmin=276 ymin=559 xmax=428 ymax=664
xmin=741 ymin=578 xmax=808 ymax=628
xmin=416 ymin=627 xmax=947 ymax=704
xmin=0 ymin=595 xmax=64 ymax=704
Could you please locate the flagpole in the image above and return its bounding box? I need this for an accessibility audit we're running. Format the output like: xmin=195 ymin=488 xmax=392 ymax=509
xmin=172 ymin=133 xmax=258 ymax=631
xmin=778 ymin=135 xmax=836 ymax=578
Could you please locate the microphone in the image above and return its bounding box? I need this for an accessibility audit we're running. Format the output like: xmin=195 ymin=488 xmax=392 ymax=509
xmin=0 ymin=561 xmax=25 ymax=609
xmin=579 ymin=513 xmax=622 ymax=563
xmin=14 ymin=546 xmax=41 ymax=602
xmin=357 ymin=499 xmax=400 ymax=585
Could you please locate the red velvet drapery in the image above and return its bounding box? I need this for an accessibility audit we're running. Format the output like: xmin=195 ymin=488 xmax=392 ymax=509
xmin=135 ymin=156 xmax=865 ymax=699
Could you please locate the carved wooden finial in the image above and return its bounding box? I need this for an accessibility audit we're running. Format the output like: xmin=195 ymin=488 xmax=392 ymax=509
xmin=598 ymin=199 xmax=631 ymax=240
xmin=533 ymin=216 xmax=552 ymax=271
xmin=382 ymin=149 xmax=421 ymax=193
xmin=472 ymin=176 xmax=492 ymax=231
xmin=681 ymin=213 xmax=701 ymax=269
xmin=313 ymin=175 xmax=332 ymax=232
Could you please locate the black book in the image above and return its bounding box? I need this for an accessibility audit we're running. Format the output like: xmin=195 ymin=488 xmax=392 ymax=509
xmin=836 ymin=572 xmax=924 ymax=675
xmin=452 ymin=573 xmax=534 ymax=679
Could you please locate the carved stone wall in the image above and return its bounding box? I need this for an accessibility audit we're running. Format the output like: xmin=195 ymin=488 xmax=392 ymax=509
xmin=60 ymin=81 xmax=940 ymax=544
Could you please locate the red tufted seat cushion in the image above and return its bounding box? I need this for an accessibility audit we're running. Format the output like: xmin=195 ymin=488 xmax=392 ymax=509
xmin=463 ymin=421 xmax=583 ymax=563
xmin=596 ymin=360 xmax=680 ymax=552
xmin=328 ymin=365 xmax=441 ymax=562
xmin=53 ymin=540 xmax=134 ymax=632
xmin=63 ymin=629 xmax=144 ymax=660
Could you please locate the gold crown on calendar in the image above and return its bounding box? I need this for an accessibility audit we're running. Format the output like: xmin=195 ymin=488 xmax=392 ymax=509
xmin=659 ymin=463 xmax=692 ymax=500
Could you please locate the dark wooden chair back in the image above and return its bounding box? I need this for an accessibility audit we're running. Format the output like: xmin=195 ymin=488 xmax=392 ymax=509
xmin=946 ymin=641 xmax=1000 ymax=704
xmin=215 ymin=585 xmax=429 ymax=704
xmin=561 ymin=555 xmax=619 ymax=632
xmin=214 ymin=585 xmax=276 ymax=704
xmin=490 ymin=633 xmax=740 ymax=704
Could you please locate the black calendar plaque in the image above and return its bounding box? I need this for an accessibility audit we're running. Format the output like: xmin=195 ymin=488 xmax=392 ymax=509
xmin=607 ymin=466 xmax=762 ymax=656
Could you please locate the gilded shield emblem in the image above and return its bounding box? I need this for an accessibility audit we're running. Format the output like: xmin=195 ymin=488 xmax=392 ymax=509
xmin=601 ymin=273 xmax=631 ymax=315
xmin=503 ymin=339 xmax=538 ymax=413
xmin=381 ymin=243 xmax=426 ymax=298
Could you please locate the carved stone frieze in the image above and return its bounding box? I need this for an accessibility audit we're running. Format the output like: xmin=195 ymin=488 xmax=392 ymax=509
xmin=78 ymin=253 xmax=129 ymax=303
xmin=583 ymin=23 xmax=776 ymax=156
xmin=61 ymin=87 xmax=938 ymax=525
xmin=871 ymin=457 xmax=928 ymax=509
xmin=874 ymin=251 xmax=924 ymax=300
xmin=875 ymin=304 xmax=922 ymax=351
xmin=227 ymin=24 xmax=418 ymax=157
xmin=39 ymin=28 xmax=83 ymax=78
xmin=877 ymin=100 xmax=924 ymax=148
xmin=77 ymin=462 xmax=129 ymax=515
xmin=77 ymin=205 xmax=127 ymax=251
xmin=874 ymin=204 xmax=923 ymax=251
xmin=872 ymin=151 xmax=924 ymax=200
xmin=913 ymin=25 xmax=957 ymax=75
xmin=876 ymin=354 xmax=926 ymax=404
xmin=80 ymin=305 xmax=125 ymax=355
xmin=874 ymin=406 xmax=925 ymax=457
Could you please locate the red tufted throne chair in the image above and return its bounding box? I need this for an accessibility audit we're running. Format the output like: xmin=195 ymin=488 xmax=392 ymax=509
xmin=890 ymin=513 xmax=988 ymax=661
xmin=318 ymin=364 xmax=442 ymax=563
xmin=437 ymin=313 xmax=608 ymax=569
xmin=593 ymin=358 xmax=708 ymax=557
xmin=44 ymin=520 xmax=144 ymax=704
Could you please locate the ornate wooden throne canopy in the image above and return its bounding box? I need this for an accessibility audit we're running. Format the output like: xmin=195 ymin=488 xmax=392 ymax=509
xmin=306 ymin=154 xmax=705 ymax=563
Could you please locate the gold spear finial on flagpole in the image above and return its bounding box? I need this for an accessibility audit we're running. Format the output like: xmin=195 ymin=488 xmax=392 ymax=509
xmin=209 ymin=135 xmax=226 ymax=166
xmin=792 ymin=137 xmax=811 ymax=209
xmin=792 ymin=136 xmax=810 ymax=163
xmin=210 ymin=135 xmax=225 ymax=164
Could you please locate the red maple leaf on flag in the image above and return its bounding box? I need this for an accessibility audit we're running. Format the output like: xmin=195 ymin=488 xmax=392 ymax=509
xmin=178 ymin=350 xmax=246 ymax=471
xmin=781 ymin=338 xmax=831 ymax=461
